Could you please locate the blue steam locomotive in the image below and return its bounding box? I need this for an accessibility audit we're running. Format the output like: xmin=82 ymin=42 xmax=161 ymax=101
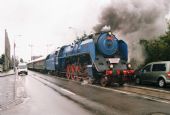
xmin=28 ymin=31 xmax=132 ymax=86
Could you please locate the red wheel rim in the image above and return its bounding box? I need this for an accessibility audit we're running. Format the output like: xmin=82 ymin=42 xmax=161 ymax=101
xmin=71 ymin=65 xmax=75 ymax=80
xmin=66 ymin=65 xmax=71 ymax=79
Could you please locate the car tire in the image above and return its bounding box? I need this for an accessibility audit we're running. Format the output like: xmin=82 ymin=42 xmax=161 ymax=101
xmin=135 ymin=77 xmax=141 ymax=85
xmin=158 ymin=78 xmax=166 ymax=88
xmin=119 ymin=82 xmax=124 ymax=86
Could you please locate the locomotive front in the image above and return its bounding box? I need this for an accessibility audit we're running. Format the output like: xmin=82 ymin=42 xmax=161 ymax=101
xmin=93 ymin=32 xmax=128 ymax=71
xmin=92 ymin=32 xmax=130 ymax=86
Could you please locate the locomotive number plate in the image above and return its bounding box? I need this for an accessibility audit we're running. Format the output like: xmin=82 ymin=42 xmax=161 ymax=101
xmin=107 ymin=58 xmax=120 ymax=63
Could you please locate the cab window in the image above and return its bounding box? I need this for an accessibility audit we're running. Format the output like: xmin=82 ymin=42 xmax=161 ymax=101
xmin=152 ymin=64 xmax=166 ymax=71
xmin=46 ymin=55 xmax=50 ymax=60
xmin=143 ymin=65 xmax=151 ymax=72
xmin=55 ymin=51 xmax=58 ymax=55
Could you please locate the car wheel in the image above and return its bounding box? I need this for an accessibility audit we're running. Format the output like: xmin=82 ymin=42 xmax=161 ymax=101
xmin=158 ymin=78 xmax=166 ymax=88
xmin=119 ymin=82 xmax=124 ymax=86
xmin=135 ymin=77 xmax=141 ymax=85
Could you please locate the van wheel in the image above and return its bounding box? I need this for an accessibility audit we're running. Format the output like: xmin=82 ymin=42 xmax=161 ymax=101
xmin=135 ymin=77 xmax=141 ymax=85
xmin=158 ymin=78 xmax=166 ymax=88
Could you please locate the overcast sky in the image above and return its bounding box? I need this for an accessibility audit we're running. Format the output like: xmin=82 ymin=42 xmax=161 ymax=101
xmin=0 ymin=0 xmax=170 ymax=62
xmin=0 ymin=0 xmax=110 ymax=61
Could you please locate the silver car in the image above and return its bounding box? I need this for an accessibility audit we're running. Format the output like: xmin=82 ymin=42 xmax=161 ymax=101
xmin=135 ymin=61 xmax=170 ymax=87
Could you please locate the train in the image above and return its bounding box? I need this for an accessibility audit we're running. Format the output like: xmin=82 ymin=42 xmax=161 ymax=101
xmin=27 ymin=31 xmax=134 ymax=86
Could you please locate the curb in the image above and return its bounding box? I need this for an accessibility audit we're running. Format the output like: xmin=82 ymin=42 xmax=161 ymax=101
xmin=0 ymin=73 xmax=15 ymax=77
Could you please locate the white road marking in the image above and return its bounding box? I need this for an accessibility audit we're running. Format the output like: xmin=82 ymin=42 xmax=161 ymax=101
xmin=87 ymin=84 xmax=170 ymax=104
xmin=59 ymin=88 xmax=76 ymax=95
xmin=141 ymin=96 xmax=170 ymax=104
xmin=16 ymin=87 xmax=25 ymax=97
xmin=125 ymin=84 xmax=170 ymax=94
xmin=31 ymin=74 xmax=76 ymax=96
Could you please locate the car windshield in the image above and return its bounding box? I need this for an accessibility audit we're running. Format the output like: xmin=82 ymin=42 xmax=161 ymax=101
xmin=143 ymin=65 xmax=151 ymax=72
xmin=18 ymin=65 xmax=27 ymax=69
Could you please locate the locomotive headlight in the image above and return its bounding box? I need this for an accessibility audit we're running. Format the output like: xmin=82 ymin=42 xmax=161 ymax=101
xmin=110 ymin=64 xmax=113 ymax=68
xmin=108 ymin=32 xmax=112 ymax=35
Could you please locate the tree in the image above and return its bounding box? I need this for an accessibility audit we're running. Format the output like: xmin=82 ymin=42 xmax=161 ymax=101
xmin=140 ymin=24 xmax=170 ymax=64
xmin=0 ymin=54 xmax=5 ymax=64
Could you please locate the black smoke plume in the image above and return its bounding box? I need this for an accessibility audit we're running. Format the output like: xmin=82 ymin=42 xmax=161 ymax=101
xmin=94 ymin=0 xmax=170 ymax=66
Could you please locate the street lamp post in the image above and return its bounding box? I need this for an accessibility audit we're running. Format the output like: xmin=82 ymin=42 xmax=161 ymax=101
xmin=28 ymin=44 xmax=33 ymax=61
xmin=13 ymin=35 xmax=22 ymax=72
xmin=13 ymin=41 xmax=16 ymax=72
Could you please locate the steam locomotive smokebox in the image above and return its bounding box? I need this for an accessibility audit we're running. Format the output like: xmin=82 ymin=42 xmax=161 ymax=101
xmin=97 ymin=33 xmax=118 ymax=56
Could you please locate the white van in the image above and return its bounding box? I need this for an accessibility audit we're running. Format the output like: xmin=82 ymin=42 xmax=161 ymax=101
xmin=18 ymin=63 xmax=28 ymax=75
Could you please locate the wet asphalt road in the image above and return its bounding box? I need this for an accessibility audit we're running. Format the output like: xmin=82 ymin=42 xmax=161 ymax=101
xmin=0 ymin=74 xmax=92 ymax=115
xmin=1 ymin=71 xmax=170 ymax=115
xmin=27 ymin=71 xmax=170 ymax=115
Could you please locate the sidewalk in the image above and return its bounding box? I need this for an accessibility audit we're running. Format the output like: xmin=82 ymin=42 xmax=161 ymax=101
xmin=0 ymin=74 xmax=16 ymax=109
xmin=0 ymin=70 xmax=24 ymax=110
xmin=0 ymin=70 xmax=15 ymax=77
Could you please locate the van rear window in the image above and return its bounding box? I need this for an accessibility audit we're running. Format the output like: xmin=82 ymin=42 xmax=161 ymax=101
xmin=152 ymin=64 xmax=166 ymax=71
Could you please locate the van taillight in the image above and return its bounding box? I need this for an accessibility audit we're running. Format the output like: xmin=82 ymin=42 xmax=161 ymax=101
xmin=167 ymin=72 xmax=170 ymax=78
